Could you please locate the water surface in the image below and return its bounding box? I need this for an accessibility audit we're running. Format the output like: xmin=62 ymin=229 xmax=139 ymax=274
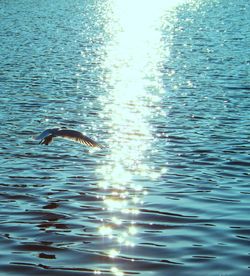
xmin=0 ymin=0 xmax=250 ymax=275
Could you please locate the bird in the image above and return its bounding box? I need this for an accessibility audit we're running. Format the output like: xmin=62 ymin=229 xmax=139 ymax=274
xmin=34 ymin=127 xmax=104 ymax=148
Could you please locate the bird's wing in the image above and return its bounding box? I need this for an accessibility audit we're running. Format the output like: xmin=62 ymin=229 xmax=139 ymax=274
xmin=56 ymin=129 xmax=103 ymax=148
xmin=34 ymin=129 xmax=54 ymax=140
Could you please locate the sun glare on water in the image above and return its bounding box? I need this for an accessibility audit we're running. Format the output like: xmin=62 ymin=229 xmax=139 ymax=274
xmin=96 ymin=0 xmax=188 ymax=274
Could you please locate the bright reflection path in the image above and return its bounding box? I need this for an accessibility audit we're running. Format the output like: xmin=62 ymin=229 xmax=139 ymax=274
xmin=97 ymin=0 xmax=187 ymax=274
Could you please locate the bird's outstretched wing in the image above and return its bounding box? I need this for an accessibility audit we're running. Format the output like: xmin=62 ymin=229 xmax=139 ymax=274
xmin=56 ymin=129 xmax=104 ymax=148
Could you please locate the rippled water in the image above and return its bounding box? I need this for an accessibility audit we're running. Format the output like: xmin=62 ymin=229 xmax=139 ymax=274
xmin=1 ymin=0 xmax=250 ymax=275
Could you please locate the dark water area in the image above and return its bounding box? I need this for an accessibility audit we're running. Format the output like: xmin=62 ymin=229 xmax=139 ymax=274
xmin=0 ymin=0 xmax=250 ymax=275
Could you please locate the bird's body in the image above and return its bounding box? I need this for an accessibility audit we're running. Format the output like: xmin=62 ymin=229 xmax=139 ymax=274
xmin=34 ymin=128 xmax=104 ymax=148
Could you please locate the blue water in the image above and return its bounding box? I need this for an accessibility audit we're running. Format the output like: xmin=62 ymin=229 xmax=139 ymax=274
xmin=0 ymin=0 xmax=250 ymax=275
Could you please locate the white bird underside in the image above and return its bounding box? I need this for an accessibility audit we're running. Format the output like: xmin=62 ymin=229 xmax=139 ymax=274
xmin=34 ymin=128 xmax=104 ymax=148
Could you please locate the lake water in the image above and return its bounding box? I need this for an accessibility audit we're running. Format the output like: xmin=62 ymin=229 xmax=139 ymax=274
xmin=0 ymin=0 xmax=250 ymax=275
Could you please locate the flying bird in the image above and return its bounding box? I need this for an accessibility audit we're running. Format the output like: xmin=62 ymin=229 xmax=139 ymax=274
xmin=34 ymin=128 xmax=104 ymax=148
